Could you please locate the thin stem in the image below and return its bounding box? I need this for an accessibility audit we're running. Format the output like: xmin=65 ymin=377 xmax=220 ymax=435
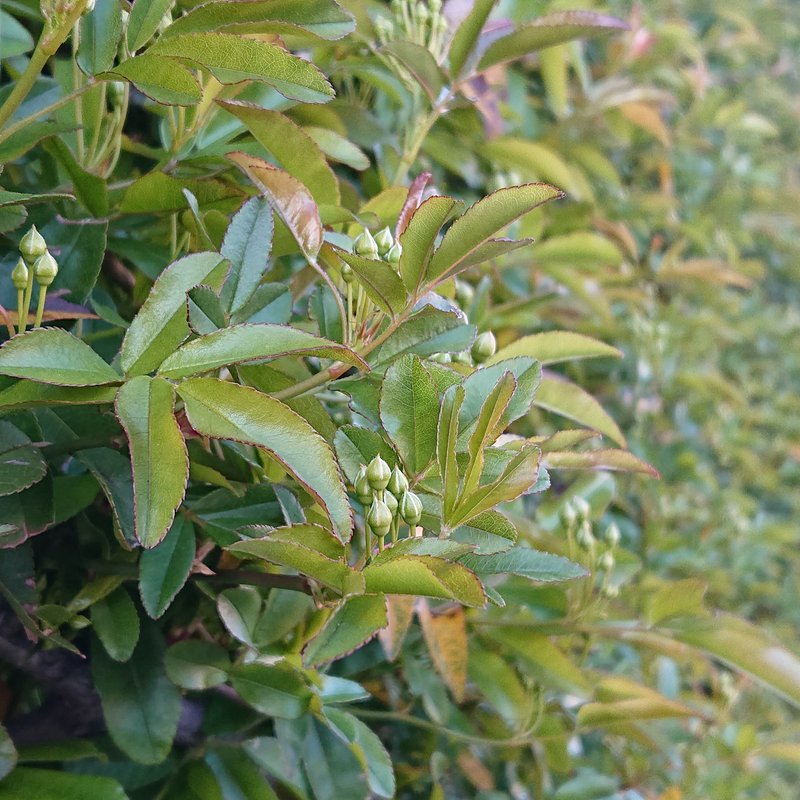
xmin=72 ymin=25 xmax=85 ymax=162
xmin=86 ymin=80 xmax=106 ymax=163
xmin=20 ymin=268 xmax=35 ymax=334
xmin=33 ymin=286 xmax=47 ymax=329
xmin=16 ymin=290 xmax=24 ymax=336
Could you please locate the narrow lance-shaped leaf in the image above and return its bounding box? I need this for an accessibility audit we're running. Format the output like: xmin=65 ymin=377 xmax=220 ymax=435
xmin=534 ymin=374 xmax=626 ymax=447
xmin=218 ymin=101 xmax=340 ymax=205
xmin=459 ymin=547 xmax=587 ymax=582
xmin=158 ymin=323 xmax=367 ymax=379
xmin=448 ymin=0 xmax=497 ymax=78
xmin=477 ymin=11 xmax=629 ymax=71
xmin=221 ymin=197 xmax=274 ymax=313
xmin=115 ymin=376 xmax=188 ymax=548
xmin=128 ymin=0 xmax=174 ymax=52
xmin=438 ymin=384 xmax=464 ymax=522
xmin=0 ymin=329 xmax=120 ymax=387
xmin=333 ymin=247 xmax=408 ymax=317
xmin=487 ymin=331 xmax=622 ymax=366
xmin=426 ymin=184 xmax=564 ymax=284
xmin=139 ymin=516 xmax=196 ymax=618
xmin=120 ymin=252 xmax=228 ymax=376
xmin=379 ymin=355 xmax=440 ymax=477
xmin=544 ymin=449 xmax=659 ymax=477
xmin=148 ymin=32 xmax=334 ymax=104
xmin=228 ymin=153 xmax=323 ymax=259
xmin=178 ymin=378 xmax=353 ymax=542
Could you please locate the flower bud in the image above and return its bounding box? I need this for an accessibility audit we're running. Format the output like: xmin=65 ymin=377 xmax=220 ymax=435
xmin=429 ymin=352 xmax=451 ymax=364
xmin=454 ymin=279 xmax=474 ymax=308
xmin=471 ymin=331 xmax=497 ymax=363
xmin=452 ymin=350 xmax=472 ymax=366
xmin=19 ymin=225 xmax=47 ymax=264
xmin=11 ymin=259 xmax=29 ymax=291
xmin=366 ymin=455 xmax=391 ymax=491
xmin=33 ymin=251 xmax=58 ymax=287
xmin=559 ymin=501 xmax=577 ymax=530
xmin=400 ymin=491 xmax=423 ymax=526
xmin=599 ymin=551 xmax=615 ymax=571
xmin=374 ymin=227 xmax=394 ymax=258
xmin=367 ymin=498 xmax=393 ymax=537
xmin=387 ymin=465 xmax=409 ymax=497
xmin=573 ymin=496 xmax=591 ymax=522
xmin=355 ymin=465 xmax=372 ymax=505
xmin=604 ymin=522 xmax=621 ymax=548
xmin=385 ymin=242 xmax=402 ymax=265
xmin=384 ymin=489 xmax=398 ymax=518
xmin=353 ymin=229 xmax=378 ymax=259
xmin=576 ymin=520 xmax=594 ymax=549
xmin=341 ymin=262 xmax=354 ymax=284
xmin=602 ymin=584 xmax=620 ymax=599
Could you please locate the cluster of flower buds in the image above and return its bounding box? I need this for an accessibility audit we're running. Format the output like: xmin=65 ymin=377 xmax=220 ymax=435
xmin=353 ymin=227 xmax=402 ymax=266
xmin=429 ymin=331 xmax=496 ymax=368
xmin=376 ymin=1 xmax=448 ymax=62
xmin=12 ymin=225 xmax=58 ymax=333
xmin=354 ymin=456 xmax=423 ymax=543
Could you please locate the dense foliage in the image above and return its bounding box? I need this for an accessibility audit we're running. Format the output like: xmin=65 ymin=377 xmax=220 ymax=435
xmin=0 ymin=1 xmax=797 ymax=798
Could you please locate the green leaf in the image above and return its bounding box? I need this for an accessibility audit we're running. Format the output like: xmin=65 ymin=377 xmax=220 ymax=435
xmin=162 ymin=0 xmax=355 ymax=40
xmin=534 ymin=375 xmax=626 ymax=447
xmin=205 ymin=750 xmax=278 ymax=800
xmin=362 ymin=557 xmax=486 ymax=607
xmin=77 ymin=0 xmax=122 ymax=75
xmin=398 ymin=196 xmax=463 ymax=295
xmin=448 ymin=444 xmax=541 ymax=529
xmin=44 ymin=138 xmax=109 ymax=217
xmin=178 ymin=378 xmax=353 ymax=542
xmin=77 ymin=448 xmax=135 ymax=546
xmin=0 ymin=329 xmax=120 ymax=387
xmin=148 ymin=33 xmax=334 ymax=104
xmin=115 ymin=377 xmax=188 ymax=548
xmin=645 ymin=578 xmax=707 ymax=626
xmin=217 ymin=586 xmax=262 ymax=647
xmin=91 ymin=586 xmax=140 ymax=662
xmin=92 ymin=624 xmax=182 ymax=764
xmin=0 ymin=723 xmax=17 ymax=781
xmin=218 ymin=101 xmax=339 ymax=205
xmin=448 ymin=0 xmax=496 ymax=78
xmin=303 ymin=594 xmax=387 ymax=666
xmin=459 ymin=546 xmax=587 ymax=582
xmin=667 ymin=615 xmax=800 ymax=708
xmin=0 ymin=421 xmax=46 ymax=497
xmin=230 ymin=662 xmax=311 ymax=718
xmin=333 ymin=425 xmax=397 ymax=485
xmin=120 ymin=252 xmax=228 ymax=376
xmin=0 ymin=189 xmax=72 ymax=209
xmin=488 ymin=331 xmax=622 ymax=366
xmin=0 ymin=768 xmax=129 ymax=800
xmin=139 ymin=516 xmax=196 ymax=618
xmin=158 ymin=323 xmax=366 ymax=380
xmin=322 ymin=708 xmax=396 ymax=799
xmin=0 ymin=10 xmax=34 ymax=58
xmin=165 ymin=640 xmax=230 ymax=690
xmin=477 ymin=11 xmax=628 ymax=71
xmin=332 ymin=246 xmax=408 ymax=317
xmin=379 ymin=354 xmax=440 ymax=476
xmin=187 ymin=285 xmax=225 ymax=335
xmin=231 ymin=284 xmax=292 ymax=326
xmin=437 ymin=384 xmax=463 ymax=521
xmin=543 ymin=449 xmax=659 ymax=477
xmin=382 ymin=40 xmax=445 ymax=102
xmin=533 ymin=231 xmax=624 ymax=268
xmin=220 ymin=197 xmax=274 ymax=313
xmin=101 ymin=54 xmax=201 ymax=105
xmin=227 ymin=538 xmax=354 ymax=592
xmin=304 ymin=126 xmax=369 ymax=170
xmin=120 ymin=173 xmax=239 ymax=214
xmin=228 ymin=153 xmax=323 ymax=258
xmin=451 ymin=510 xmax=518 ymax=554
xmin=426 ymin=184 xmax=563 ymax=284
xmin=128 ymin=0 xmax=174 ymax=52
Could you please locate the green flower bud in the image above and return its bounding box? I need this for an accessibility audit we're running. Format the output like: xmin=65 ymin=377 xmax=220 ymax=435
xmin=430 ymin=0 xmax=442 ymax=12
xmin=33 ymin=251 xmax=58 ymax=287
xmin=367 ymin=498 xmax=392 ymax=537
xmin=374 ymin=227 xmax=394 ymax=258
xmin=384 ymin=489 xmax=398 ymax=518
xmin=385 ymin=241 xmax=402 ymax=266
xmin=559 ymin=501 xmax=577 ymax=530
xmin=355 ymin=465 xmax=372 ymax=504
xmin=353 ymin=229 xmax=378 ymax=259
xmin=19 ymin=225 xmax=47 ymax=264
xmin=366 ymin=455 xmax=391 ymax=491
xmin=454 ymin=279 xmax=474 ymax=308
xmin=387 ymin=465 xmax=409 ymax=497
xmin=599 ymin=551 xmax=615 ymax=571
xmin=602 ymin=584 xmax=620 ymax=599
xmin=11 ymin=259 xmax=29 ymax=291
xmin=399 ymin=490 xmax=423 ymax=526
xmin=429 ymin=352 xmax=451 ymax=364
xmin=573 ymin=496 xmax=591 ymax=522
xmin=471 ymin=331 xmax=497 ymax=363
xmin=604 ymin=522 xmax=621 ymax=548
xmin=452 ymin=350 xmax=472 ymax=365
xmin=341 ymin=262 xmax=354 ymax=284
xmin=576 ymin=520 xmax=594 ymax=549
